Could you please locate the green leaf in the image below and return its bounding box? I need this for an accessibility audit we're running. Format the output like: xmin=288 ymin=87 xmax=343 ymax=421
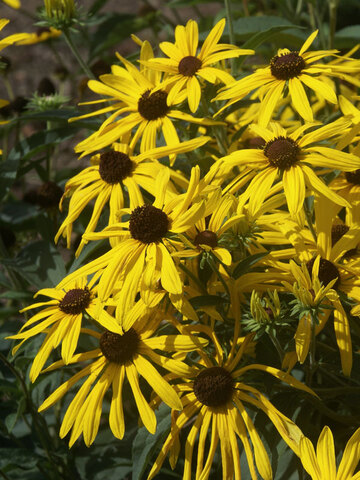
xmin=232 ymin=252 xmax=268 ymax=279
xmin=5 ymin=397 xmax=26 ymax=433
xmin=335 ymin=25 xmax=360 ymax=49
xmin=189 ymin=295 xmax=228 ymax=309
xmin=0 ymin=448 xmax=39 ymax=470
xmin=2 ymin=240 xmax=66 ymax=288
xmin=132 ymin=404 xmax=171 ymax=480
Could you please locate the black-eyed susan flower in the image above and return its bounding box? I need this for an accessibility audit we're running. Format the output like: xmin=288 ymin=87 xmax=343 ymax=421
xmin=72 ymin=39 xmax=219 ymax=160
xmin=215 ymin=118 xmax=360 ymax=216
xmin=148 ymin=331 xmax=314 ymax=480
xmin=144 ymin=18 xmax=253 ymax=113
xmin=1 ymin=0 xmax=20 ymax=8
xmin=268 ymin=196 xmax=360 ymax=376
xmin=0 ymin=19 xmax=29 ymax=51
xmin=6 ymin=277 xmax=116 ymax=382
xmin=299 ymin=426 xmax=360 ymax=480
xmin=37 ymin=310 xmax=208 ymax=446
xmin=15 ymin=27 xmax=61 ymax=45
xmin=56 ymin=137 xmax=209 ymax=255
xmin=215 ymin=30 xmax=359 ymax=126
xmin=57 ymin=167 xmax=208 ymax=317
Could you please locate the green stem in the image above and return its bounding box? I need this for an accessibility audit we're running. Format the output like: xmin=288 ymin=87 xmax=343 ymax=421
xmin=62 ymin=28 xmax=95 ymax=79
xmin=268 ymin=327 xmax=284 ymax=364
xmin=178 ymin=263 xmax=208 ymax=295
xmin=306 ymin=312 xmax=317 ymax=386
xmin=2 ymin=76 xmax=14 ymax=101
xmin=328 ymin=0 xmax=338 ymax=49
xmin=224 ymin=0 xmax=236 ymax=74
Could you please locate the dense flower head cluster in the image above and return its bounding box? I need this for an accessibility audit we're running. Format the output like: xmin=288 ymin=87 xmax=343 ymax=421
xmin=4 ymin=8 xmax=360 ymax=480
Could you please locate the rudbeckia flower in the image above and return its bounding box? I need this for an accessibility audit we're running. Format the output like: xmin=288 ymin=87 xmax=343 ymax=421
xmin=215 ymin=30 xmax=359 ymax=126
xmin=215 ymin=118 xmax=360 ymax=215
xmin=1 ymin=0 xmax=20 ymax=9
xmin=268 ymin=195 xmax=360 ymax=376
xmin=37 ymin=310 xmax=208 ymax=446
xmin=0 ymin=19 xmax=28 ymax=51
xmin=72 ymin=38 xmax=219 ymax=160
xmin=300 ymin=426 xmax=360 ymax=479
xmin=57 ymin=167 xmax=208 ymax=317
xmin=15 ymin=27 xmax=61 ymax=45
xmin=148 ymin=331 xmax=314 ymax=480
xmin=56 ymin=136 xmax=209 ymax=255
xmin=144 ymin=18 xmax=253 ymax=113
xmin=6 ymin=277 xmax=109 ymax=382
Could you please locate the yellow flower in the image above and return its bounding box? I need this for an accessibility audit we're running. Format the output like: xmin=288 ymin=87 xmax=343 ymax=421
xmin=148 ymin=331 xmax=314 ymax=480
xmin=144 ymin=19 xmax=253 ymax=113
xmin=15 ymin=27 xmax=61 ymax=45
xmin=0 ymin=19 xmax=29 ymax=51
xmin=37 ymin=310 xmax=208 ymax=446
xmin=55 ymin=137 xmax=209 ymax=255
xmin=71 ymin=39 xmax=219 ymax=160
xmin=56 ymin=167 xmax=208 ymax=320
xmin=300 ymin=426 xmax=360 ymax=479
xmin=1 ymin=0 xmax=20 ymax=9
xmin=6 ymin=277 xmax=109 ymax=382
xmin=215 ymin=118 xmax=360 ymax=215
xmin=215 ymin=30 xmax=359 ymax=126
xmin=44 ymin=0 xmax=75 ymax=20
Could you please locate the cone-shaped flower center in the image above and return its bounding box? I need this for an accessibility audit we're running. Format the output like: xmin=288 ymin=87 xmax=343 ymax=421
xmin=193 ymin=366 xmax=234 ymax=407
xmin=306 ymin=257 xmax=340 ymax=289
xmin=99 ymin=151 xmax=135 ymax=184
xmin=331 ymin=224 xmax=349 ymax=246
xmin=129 ymin=205 xmax=169 ymax=244
xmin=100 ymin=329 xmax=139 ymax=364
xmin=138 ymin=89 xmax=169 ymax=120
xmin=194 ymin=230 xmax=218 ymax=248
xmin=59 ymin=287 xmax=91 ymax=314
xmin=270 ymin=51 xmax=305 ymax=80
xmin=345 ymin=169 xmax=360 ymax=185
xmin=264 ymin=136 xmax=300 ymax=170
xmin=37 ymin=181 xmax=63 ymax=208
xmin=178 ymin=55 xmax=202 ymax=76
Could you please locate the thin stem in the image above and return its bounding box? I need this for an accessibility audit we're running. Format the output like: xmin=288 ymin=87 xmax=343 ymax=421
xmin=328 ymin=0 xmax=338 ymax=49
xmin=62 ymin=28 xmax=95 ymax=80
xmin=2 ymin=75 xmax=14 ymax=101
xmin=224 ymin=0 xmax=236 ymax=74
xmin=306 ymin=312 xmax=317 ymax=386
xmin=267 ymin=327 xmax=284 ymax=364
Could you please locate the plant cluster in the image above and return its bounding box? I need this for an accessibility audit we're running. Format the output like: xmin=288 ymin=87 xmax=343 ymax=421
xmin=1 ymin=1 xmax=360 ymax=479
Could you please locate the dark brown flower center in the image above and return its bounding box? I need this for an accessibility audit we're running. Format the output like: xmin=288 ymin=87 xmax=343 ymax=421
xmin=194 ymin=230 xmax=218 ymax=248
xmin=138 ymin=89 xmax=169 ymax=121
xmin=178 ymin=55 xmax=202 ymax=76
xmin=270 ymin=51 xmax=306 ymax=80
xmin=331 ymin=224 xmax=350 ymax=246
xmin=99 ymin=151 xmax=135 ymax=184
xmin=36 ymin=181 xmax=63 ymax=208
xmin=264 ymin=136 xmax=300 ymax=170
xmin=345 ymin=169 xmax=360 ymax=185
xmin=306 ymin=257 xmax=340 ymax=289
xmin=244 ymin=136 xmax=266 ymax=149
xmin=100 ymin=329 xmax=139 ymax=364
xmin=129 ymin=205 xmax=169 ymax=244
xmin=193 ymin=366 xmax=234 ymax=407
xmin=59 ymin=287 xmax=91 ymax=314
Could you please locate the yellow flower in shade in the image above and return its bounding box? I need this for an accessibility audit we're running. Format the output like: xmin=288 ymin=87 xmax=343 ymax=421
xmin=15 ymin=27 xmax=61 ymax=45
xmin=57 ymin=167 xmax=208 ymax=319
xmin=55 ymin=137 xmax=209 ymax=255
xmin=215 ymin=118 xmax=360 ymax=215
xmin=2 ymin=0 xmax=20 ymax=8
xmin=299 ymin=426 xmax=360 ymax=480
xmin=37 ymin=311 xmax=208 ymax=446
xmin=144 ymin=19 xmax=253 ymax=113
xmin=281 ymin=259 xmax=336 ymax=365
xmin=6 ymin=277 xmax=111 ymax=382
xmin=71 ymin=39 xmax=219 ymax=160
xmin=172 ymin=191 xmax=240 ymax=266
xmin=215 ymin=30 xmax=359 ymax=126
xmin=44 ymin=0 xmax=75 ymax=20
xmin=148 ymin=331 xmax=314 ymax=480
xmin=269 ymin=195 xmax=360 ymax=376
